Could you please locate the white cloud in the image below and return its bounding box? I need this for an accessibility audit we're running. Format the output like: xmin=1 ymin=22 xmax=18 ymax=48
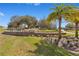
xmin=25 ymin=3 xmax=40 ymax=6
xmin=33 ymin=3 xmax=40 ymax=6
xmin=0 ymin=12 xmax=4 ymax=16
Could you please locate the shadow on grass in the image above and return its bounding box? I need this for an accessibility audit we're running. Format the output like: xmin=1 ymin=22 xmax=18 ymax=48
xmin=33 ymin=40 xmax=76 ymax=56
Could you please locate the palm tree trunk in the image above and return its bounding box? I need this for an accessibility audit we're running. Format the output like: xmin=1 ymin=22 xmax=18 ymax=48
xmin=56 ymin=15 xmax=62 ymax=45
xmin=58 ymin=15 xmax=62 ymax=39
xmin=75 ymin=22 xmax=78 ymax=39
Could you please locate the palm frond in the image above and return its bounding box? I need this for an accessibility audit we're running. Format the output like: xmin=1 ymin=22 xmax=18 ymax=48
xmin=47 ymin=12 xmax=58 ymax=23
xmin=48 ymin=3 xmax=79 ymax=24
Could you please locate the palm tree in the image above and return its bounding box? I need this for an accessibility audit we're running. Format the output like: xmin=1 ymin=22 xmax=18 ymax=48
xmin=47 ymin=4 xmax=77 ymax=45
xmin=65 ymin=10 xmax=79 ymax=39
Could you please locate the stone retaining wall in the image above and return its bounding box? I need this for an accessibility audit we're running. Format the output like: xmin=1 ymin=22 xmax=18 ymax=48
xmin=2 ymin=31 xmax=66 ymax=37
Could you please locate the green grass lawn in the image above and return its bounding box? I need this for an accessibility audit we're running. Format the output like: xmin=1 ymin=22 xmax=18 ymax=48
xmin=0 ymin=28 xmax=4 ymax=33
xmin=40 ymin=29 xmax=57 ymax=32
xmin=65 ymin=30 xmax=79 ymax=36
xmin=0 ymin=29 xmax=78 ymax=56
xmin=0 ymin=33 xmax=76 ymax=56
xmin=0 ymin=34 xmax=41 ymax=56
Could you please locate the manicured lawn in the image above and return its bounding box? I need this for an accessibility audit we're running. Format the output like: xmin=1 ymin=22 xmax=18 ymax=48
xmin=0 ymin=34 xmax=41 ymax=56
xmin=0 ymin=28 xmax=4 ymax=33
xmin=40 ymin=29 xmax=57 ymax=32
xmin=0 ymin=33 xmax=76 ymax=56
xmin=65 ymin=30 xmax=79 ymax=36
xmin=0 ymin=29 xmax=77 ymax=56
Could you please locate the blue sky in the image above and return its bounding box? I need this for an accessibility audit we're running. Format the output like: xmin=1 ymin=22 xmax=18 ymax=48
xmin=0 ymin=3 xmax=79 ymax=28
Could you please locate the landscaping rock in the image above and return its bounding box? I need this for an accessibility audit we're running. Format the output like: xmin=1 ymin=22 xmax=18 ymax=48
xmin=75 ymin=48 xmax=79 ymax=51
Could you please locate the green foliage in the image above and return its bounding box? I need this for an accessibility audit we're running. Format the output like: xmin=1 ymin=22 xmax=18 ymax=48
xmin=38 ymin=18 xmax=51 ymax=29
xmin=47 ymin=4 xmax=79 ymax=39
xmin=47 ymin=4 xmax=78 ymax=23
xmin=8 ymin=15 xmax=38 ymax=29
xmin=35 ymin=40 xmax=75 ymax=56
xmin=64 ymin=10 xmax=79 ymax=23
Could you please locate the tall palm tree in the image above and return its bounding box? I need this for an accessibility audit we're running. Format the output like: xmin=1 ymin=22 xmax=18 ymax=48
xmin=47 ymin=4 xmax=77 ymax=45
xmin=65 ymin=10 xmax=79 ymax=39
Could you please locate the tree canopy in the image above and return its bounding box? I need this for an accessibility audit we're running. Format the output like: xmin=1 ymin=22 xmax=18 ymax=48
xmin=8 ymin=15 xmax=38 ymax=29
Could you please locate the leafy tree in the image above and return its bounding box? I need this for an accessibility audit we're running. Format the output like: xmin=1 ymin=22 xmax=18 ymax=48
xmin=38 ymin=18 xmax=51 ymax=29
xmin=8 ymin=16 xmax=20 ymax=28
xmin=8 ymin=15 xmax=38 ymax=29
xmin=19 ymin=16 xmax=37 ymax=28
